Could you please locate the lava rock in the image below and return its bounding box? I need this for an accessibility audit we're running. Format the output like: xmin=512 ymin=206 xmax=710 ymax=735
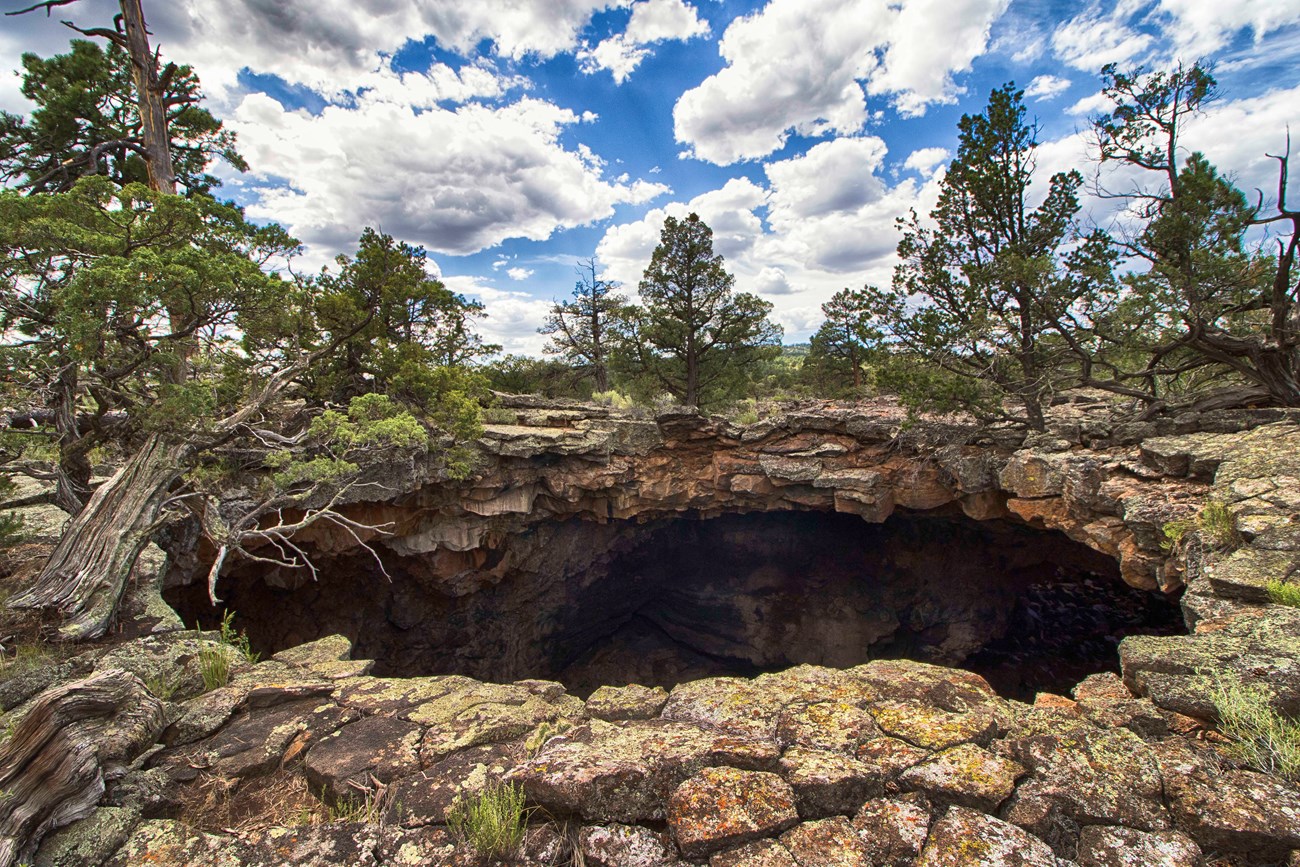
xmin=579 ymin=823 xmax=678 ymax=866
xmin=778 ymin=747 xmax=880 ymax=818
xmin=915 ymin=806 xmax=1059 ymax=867
xmin=779 ymin=817 xmax=872 ymax=866
xmin=851 ymin=797 xmax=931 ymax=866
xmin=303 ymin=714 xmax=423 ymax=802
xmin=585 ymin=684 xmax=670 ymax=721
xmin=1075 ymin=826 xmax=1201 ymax=867
xmin=896 ymin=743 xmax=1025 ymax=811
xmin=667 ymin=767 xmax=799 ymax=859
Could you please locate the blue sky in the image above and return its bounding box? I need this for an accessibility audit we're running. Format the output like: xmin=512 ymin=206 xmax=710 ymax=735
xmin=3 ymin=0 xmax=1298 ymax=354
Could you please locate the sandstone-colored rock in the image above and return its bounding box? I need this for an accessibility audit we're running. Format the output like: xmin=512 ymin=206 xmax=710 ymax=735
xmin=778 ymin=747 xmax=879 ymax=818
xmin=579 ymin=823 xmax=678 ymax=866
xmin=667 ymin=767 xmax=799 ymax=859
xmin=586 ymin=684 xmax=670 ymax=721
xmin=303 ymin=714 xmax=423 ymax=801
xmin=510 ymin=719 xmax=780 ymax=822
xmin=915 ymin=806 xmax=1059 ymax=867
xmin=779 ymin=817 xmax=872 ymax=867
xmin=896 ymin=743 xmax=1024 ymax=811
xmin=851 ymin=797 xmax=931 ymax=866
xmin=1075 ymin=826 xmax=1201 ymax=867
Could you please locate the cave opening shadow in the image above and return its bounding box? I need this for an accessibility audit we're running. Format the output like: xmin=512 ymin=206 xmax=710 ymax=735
xmin=545 ymin=510 xmax=1184 ymax=701
xmin=168 ymin=509 xmax=1185 ymax=702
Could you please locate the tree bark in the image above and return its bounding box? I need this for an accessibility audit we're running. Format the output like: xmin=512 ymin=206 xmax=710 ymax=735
xmin=0 ymin=668 xmax=165 ymax=867
xmin=118 ymin=0 xmax=176 ymax=195
xmin=8 ymin=434 xmax=188 ymax=640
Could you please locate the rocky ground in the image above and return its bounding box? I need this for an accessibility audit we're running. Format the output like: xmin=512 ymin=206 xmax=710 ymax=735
xmin=1 ymin=397 xmax=1299 ymax=866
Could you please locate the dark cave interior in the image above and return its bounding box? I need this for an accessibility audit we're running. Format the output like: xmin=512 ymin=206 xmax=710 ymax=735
xmin=167 ymin=508 xmax=1184 ymax=701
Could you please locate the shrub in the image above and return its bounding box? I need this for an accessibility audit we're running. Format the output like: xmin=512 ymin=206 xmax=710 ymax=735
xmin=199 ymin=647 xmax=231 ymax=691
xmin=1266 ymin=580 xmax=1300 ymax=608
xmin=1205 ymin=674 xmax=1300 ymax=781
xmin=591 ymin=390 xmax=634 ymax=410
xmin=481 ymin=407 xmax=518 ymax=425
xmin=446 ymin=782 xmax=530 ymax=858
xmin=1198 ymin=500 xmax=1241 ymax=550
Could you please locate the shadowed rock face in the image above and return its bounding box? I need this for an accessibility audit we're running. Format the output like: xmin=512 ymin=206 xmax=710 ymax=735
xmin=168 ymin=509 xmax=1180 ymax=699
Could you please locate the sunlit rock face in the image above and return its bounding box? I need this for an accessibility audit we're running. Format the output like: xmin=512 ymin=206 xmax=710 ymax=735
xmin=164 ymin=396 xmax=1194 ymax=699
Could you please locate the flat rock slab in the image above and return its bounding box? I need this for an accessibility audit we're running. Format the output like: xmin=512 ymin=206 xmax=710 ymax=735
xmin=668 ymin=767 xmax=798 ymax=858
xmin=304 ymin=714 xmax=423 ymax=801
xmin=868 ymin=700 xmax=1000 ymax=751
xmin=779 ymin=817 xmax=872 ymax=867
xmin=585 ymin=684 xmax=670 ymax=721
xmin=710 ymin=839 xmax=798 ymax=867
xmin=916 ymin=806 xmax=1059 ymax=867
xmin=383 ymin=742 xmax=519 ymax=826
xmin=579 ymin=823 xmax=678 ymax=866
xmin=1002 ymin=714 xmax=1167 ymax=831
xmin=1154 ymin=739 xmax=1300 ymax=858
xmin=897 ymin=743 xmax=1024 ymax=811
xmin=778 ymin=747 xmax=880 ymax=818
xmin=193 ymin=699 xmax=358 ymax=780
xmin=1076 ymin=826 xmax=1201 ymax=867
xmin=852 ymin=798 xmax=931 ymax=866
xmin=510 ymin=719 xmax=780 ymax=822
xmin=775 ymin=701 xmax=880 ymax=753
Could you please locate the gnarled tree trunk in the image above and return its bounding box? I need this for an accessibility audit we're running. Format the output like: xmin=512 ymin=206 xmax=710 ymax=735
xmin=0 ymin=668 xmax=165 ymax=867
xmin=9 ymin=435 xmax=188 ymax=640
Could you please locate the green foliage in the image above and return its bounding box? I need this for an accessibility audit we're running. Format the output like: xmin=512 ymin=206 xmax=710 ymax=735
xmin=805 ymin=288 xmax=880 ymax=395
xmin=1197 ymin=500 xmax=1241 ymax=550
xmin=446 ymin=782 xmax=530 ymax=859
xmin=198 ymin=646 xmax=231 ymax=692
xmin=1092 ymin=62 xmax=1300 ymax=407
xmin=540 ymin=258 xmax=629 ymax=392
xmin=1266 ymin=580 xmax=1300 ymax=608
xmin=481 ymin=407 xmax=519 ymax=425
xmin=0 ymin=40 xmax=245 ymax=195
xmin=1160 ymin=501 xmax=1239 ymax=552
xmin=1205 ymin=674 xmax=1300 ymax=781
xmin=870 ymin=83 xmax=1116 ymax=429
xmin=626 ymin=213 xmax=782 ymax=409
xmin=144 ymin=672 xmax=179 ymax=701
xmin=305 ymin=228 xmax=499 ymax=405
xmin=218 ymin=609 xmax=260 ymax=664
xmin=590 ymin=390 xmax=635 ymax=410
xmin=483 ymin=354 xmax=591 ymax=399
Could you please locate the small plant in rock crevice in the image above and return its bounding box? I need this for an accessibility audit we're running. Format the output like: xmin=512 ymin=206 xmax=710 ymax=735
xmin=1204 ymin=673 xmax=1300 ymax=781
xmin=1161 ymin=500 xmax=1241 ymax=553
xmin=199 ymin=646 xmax=231 ymax=692
xmin=446 ymin=782 xmax=531 ymax=859
xmin=218 ymin=609 xmax=260 ymax=664
xmin=1266 ymin=579 xmax=1300 ymax=608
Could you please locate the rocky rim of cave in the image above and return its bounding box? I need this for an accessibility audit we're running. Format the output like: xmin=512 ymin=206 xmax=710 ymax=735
xmin=4 ymin=394 xmax=1300 ymax=866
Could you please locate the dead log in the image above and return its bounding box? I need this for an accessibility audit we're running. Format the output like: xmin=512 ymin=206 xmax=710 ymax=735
xmin=0 ymin=668 xmax=165 ymax=867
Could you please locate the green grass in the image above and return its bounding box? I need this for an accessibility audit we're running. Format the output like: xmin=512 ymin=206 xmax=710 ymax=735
xmin=1161 ymin=500 xmax=1241 ymax=552
xmin=218 ymin=609 xmax=260 ymax=664
xmin=1205 ymin=674 xmax=1300 ymax=781
xmin=1266 ymin=580 xmax=1300 ymax=608
xmin=144 ymin=672 xmax=179 ymax=701
xmin=199 ymin=647 xmax=231 ymax=692
xmin=446 ymin=782 xmax=530 ymax=858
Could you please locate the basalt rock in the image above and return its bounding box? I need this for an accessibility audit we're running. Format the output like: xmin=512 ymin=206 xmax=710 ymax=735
xmin=14 ymin=399 xmax=1300 ymax=866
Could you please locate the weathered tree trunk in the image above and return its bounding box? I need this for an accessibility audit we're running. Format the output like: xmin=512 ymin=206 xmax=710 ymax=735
xmin=9 ymin=435 xmax=188 ymax=640
xmin=119 ymin=0 xmax=176 ymax=195
xmin=0 ymin=668 xmax=165 ymax=867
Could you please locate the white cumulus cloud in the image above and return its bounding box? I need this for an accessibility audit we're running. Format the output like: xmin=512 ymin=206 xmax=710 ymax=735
xmin=579 ymin=0 xmax=711 ymax=83
xmin=1025 ymin=74 xmax=1073 ymax=100
xmin=231 ymin=93 xmax=668 ymax=258
xmin=673 ymin=0 xmax=1010 ymax=165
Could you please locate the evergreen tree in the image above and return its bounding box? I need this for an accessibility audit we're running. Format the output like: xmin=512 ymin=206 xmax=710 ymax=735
xmin=629 ymin=213 xmax=781 ymax=409
xmin=539 ymin=258 xmax=628 ymax=392
xmin=866 ymin=84 xmax=1115 ymax=429
xmin=1093 ymin=63 xmax=1300 ymax=409
xmin=806 ymin=288 xmax=879 ymax=393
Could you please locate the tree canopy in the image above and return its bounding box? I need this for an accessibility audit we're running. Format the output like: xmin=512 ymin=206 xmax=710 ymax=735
xmin=625 ymin=213 xmax=781 ymax=409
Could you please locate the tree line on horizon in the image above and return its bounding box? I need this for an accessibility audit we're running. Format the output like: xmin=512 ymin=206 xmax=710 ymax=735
xmin=0 ymin=0 xmax=1294 ymax=639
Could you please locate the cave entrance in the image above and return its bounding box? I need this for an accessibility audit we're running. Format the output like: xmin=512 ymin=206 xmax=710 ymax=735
xmin=167 ymin=509 xmax=1184 ymax=701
